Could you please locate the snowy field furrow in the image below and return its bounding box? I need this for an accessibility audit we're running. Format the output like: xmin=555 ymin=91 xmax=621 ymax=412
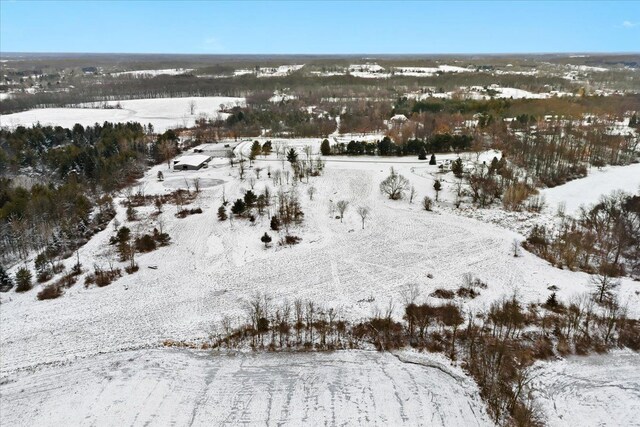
xmin=0 ymin=349 xmax=492 ymax=426
xmin=531 ymin=350 xmax=640 ymax=427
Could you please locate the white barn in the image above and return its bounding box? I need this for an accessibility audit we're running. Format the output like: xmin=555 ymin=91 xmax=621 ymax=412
xmin=173 ymin=154 xmax=212 ymax=171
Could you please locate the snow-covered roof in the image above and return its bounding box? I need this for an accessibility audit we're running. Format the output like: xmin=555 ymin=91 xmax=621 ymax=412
xmin=173 ymin=154 xmax=211 ymax=167
xmin=390 ymin=114 xmax=408 ymax=122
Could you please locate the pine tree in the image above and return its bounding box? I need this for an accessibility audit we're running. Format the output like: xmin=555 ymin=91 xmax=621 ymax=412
xmin=545 ymin=292 xmax=558 ymax=308
xmin=630 ymin=113 xmax=638 ymax=128
xmin=320 ymin=139 xmax=331 ymax=156
xmin=15 ymin=267 xmax=33 ymax=293
xmin=433 ymin=179 xmax=442 ymax=201
xmin=262 ymin=141 xmax=272 ymax=156
xmin=429 ymin=154 xmax=436 ymax=165
xmin=451 ymin=158 xmax=464 ymax=178
xmin=231 ymin=199 xmax=246 ymax=215
xmin=217 ymin=205 xmax=228 ymax=221
xmin=270 ymin=216 xmax=281 ymax=231
xmin=261 ymin=232 xmax=272 ymax=248
xmin=0 ymin=266 xmax=13 ymax=292
xmin=418 ymin=147 xmax=427 ymax=160
xmin=244 ymin=190 xmax=257 ymax=207
xmin=286 ymin=148 xmax=298 ymax=164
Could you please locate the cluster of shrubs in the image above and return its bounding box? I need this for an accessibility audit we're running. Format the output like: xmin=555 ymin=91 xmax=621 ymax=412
xmin=176 ymin=207 xmax=203 ymax=218
xmin=196 ymin=285 xmax=637 ymax=426
xmin=84 ymin=265 xmax=122 ymax=288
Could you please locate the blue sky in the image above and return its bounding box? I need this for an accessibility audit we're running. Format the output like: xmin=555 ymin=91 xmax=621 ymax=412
xmin=1 ymin=1 xmax=639 ymax=54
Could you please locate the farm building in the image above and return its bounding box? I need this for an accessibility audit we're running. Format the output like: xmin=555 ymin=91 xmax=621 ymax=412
xmin=173 ymin=154 xmax=212 ymax=171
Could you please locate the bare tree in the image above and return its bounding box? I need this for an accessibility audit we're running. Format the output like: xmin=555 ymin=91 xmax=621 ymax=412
xmin=188 ymin=99 xmax=196 ymax=115
xmin=357 ymin=206 xmax=370 ymax=229
xmin=512 ymin=239 xmax=521 ymax=257
xmin=307 ymin=186 xmax=316 ymax=201
xmin=590 ymin=271 xmax=620 ymax=304
xmin=379 ymin=168 xmax=410 ymax=200
xmin=239 ymin=160 xmax=246 ymax=180
xmin=193 ymin=178 xmax=201 ymax=193
xmin=409 ymin=186 xmax=416 ymax=204
xmin=400 ymin=283 xmax=421 ymax=305
xmin=159 ymin=140 xmax=176 ymax=168
xmin=336 ymin=200 xmax=349 ymax=223
xmin=248 ymin=177 xmax=256 ymax=190
xmin=255 ymin=167 xmax=263 ymax=179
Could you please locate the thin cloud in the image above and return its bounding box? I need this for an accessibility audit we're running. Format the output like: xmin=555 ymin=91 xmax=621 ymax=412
xmin=622 ymin=20 xmax=638 ymax=28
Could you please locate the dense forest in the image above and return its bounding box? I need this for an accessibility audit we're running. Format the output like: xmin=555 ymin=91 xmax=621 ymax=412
xmin=0 ymin=122 xmax=182 ymax=263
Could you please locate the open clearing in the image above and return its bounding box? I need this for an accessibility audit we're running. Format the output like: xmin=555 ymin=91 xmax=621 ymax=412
xmin=540 ymin=162 xmax=640 ymax=215
xmin=0 ymin=96 xmax=245 ymax=132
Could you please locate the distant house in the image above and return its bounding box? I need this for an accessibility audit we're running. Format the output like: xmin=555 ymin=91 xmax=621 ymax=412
xmin=173 ymin=154 xmax=211 ymax=171
xmin=386 ymin=114 xmax=409 ymax=129
xmin=82 ymin=67 xmax=98 ymax=74
xmin=389 ymin=114 xmax=408 ymax=123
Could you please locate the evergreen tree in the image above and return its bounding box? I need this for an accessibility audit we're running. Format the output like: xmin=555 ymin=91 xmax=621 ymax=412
xmin=489 ymin=156 xmax=499 ymax=174
xmin=270 ymin=216 xmax=281 ymax=231
xmin=0 ymin=266 xmax=13 ymax=292
xmin=418 ymin=147 xmax=427 ymax=160
xmin=217 ymin=205 xmax=228 ymax=221
xmin=15 ymin=267 xmax=33 ymax=292
xmin=244 ymin=190 xmax=257 ymax=207
xmin=250 ymin=141 xmax=261 ymax=164
xmin=231 ymin=199 xmax=246 ymax=215
xmin=630 ymin=113 xmax=638 ymax=128
xmin=261 ymin=140 xmax=273 ymax=156
xmin=34 ymin=252 xmax=52 ymax=282
xmin=429 ymin=154 xmax=436 ymax=165
xmin=286 ymin=148 xmax=298 ymax=164
xmin=433 ymin=179 xmax=442 ymax=201
xmin=545 ymin=292 xmax=559 ymax=308
xmin=260 ymin=232 xmax=272 ymax=248
xmin=451 ymin=158 xmax=464 ymax=178
xmin=320 ymin=139 xmax=331 ymax=156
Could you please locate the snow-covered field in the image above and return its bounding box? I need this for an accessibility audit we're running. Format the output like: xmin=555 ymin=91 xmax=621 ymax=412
xmin=540 ymin=163 xmax=640 ymax=215
xmin=2 ymin=140 xmax=639 ymax=372
xmin=532 ymin=350 xmax=640 ymax=427
xmin=0 ymin=96 xmax=245 ymax=132
xmin=0 ymin=349 xmax=491 ymax=426
xmin=110 ymin=68 xmax=194 ymax=77
xmin=1 ymin=132 xmax=639 ymax=424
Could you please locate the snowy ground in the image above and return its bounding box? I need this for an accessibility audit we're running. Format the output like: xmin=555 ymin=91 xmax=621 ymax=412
xmin=110 ymin=68 xmax=194 ymax=77
xmin=0 ymin=349 xmax=491 ymax=426
xmin=531 ymin=350 xmax=640 ymax=427
xmin=0 ymin=96 xmax=245 ymax=132
xmin=1 ymin=134 xmax=639 ymax=424
xmin=540 ymin=163 xmax=640 ymax=215
xmin=3 ymin=140 xmax=639 ymax=373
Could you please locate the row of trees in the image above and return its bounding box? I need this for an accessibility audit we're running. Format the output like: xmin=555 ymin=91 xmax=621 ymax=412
xmin=320 ymin=134 xmax=472 ymax=157
xmin=199 ymin=286 xmax=637 ymax=426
